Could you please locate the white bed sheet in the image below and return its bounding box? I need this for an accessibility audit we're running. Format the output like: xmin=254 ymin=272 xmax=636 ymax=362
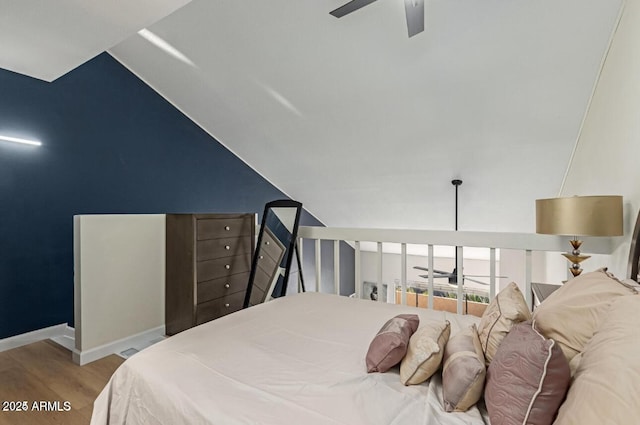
xmin=91 ymin=292 xmax=489 ymax=425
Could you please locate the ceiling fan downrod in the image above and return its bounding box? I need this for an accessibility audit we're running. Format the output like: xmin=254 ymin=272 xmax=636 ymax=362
xmin=452 ymin=179 xmax=462 ymax=232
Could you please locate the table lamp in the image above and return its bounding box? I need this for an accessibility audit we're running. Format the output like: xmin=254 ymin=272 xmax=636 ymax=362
xmin=536 ymin=195 xmax=623 ymax=277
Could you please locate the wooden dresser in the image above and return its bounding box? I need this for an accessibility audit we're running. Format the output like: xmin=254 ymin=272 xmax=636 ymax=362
xmin=165 ymin=213 xmax=255 ymax=335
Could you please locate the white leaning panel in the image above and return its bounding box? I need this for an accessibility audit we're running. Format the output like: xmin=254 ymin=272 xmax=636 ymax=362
xmin=74 ymin=214 xmax=166 ymax=364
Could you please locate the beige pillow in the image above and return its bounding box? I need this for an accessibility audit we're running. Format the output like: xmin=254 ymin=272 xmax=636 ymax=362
xmin=568 ymin=352 xmax=582 ymax=377
xmin=477 ymin=282 xmax=531 ymax=365
xmin=365 ymin=314 xmax=420 ymax=373
xmin=554 ymin=295 xmax=640 ymax=425
xmin=533 ymin=268 xmax=637 ymax=362
xmin=400 ymin=320 xmax=450 ymax=385
xmin=442 ymin=324 xmax=486 ymax=412
xmin=485 ymin=321 xmax=570 ymax=425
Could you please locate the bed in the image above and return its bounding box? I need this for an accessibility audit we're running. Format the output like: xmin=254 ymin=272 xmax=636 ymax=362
xmin=91 ymin=292 xmax=486 ymax=425
xmin=92 ymin=218 xmax=640 ymax=425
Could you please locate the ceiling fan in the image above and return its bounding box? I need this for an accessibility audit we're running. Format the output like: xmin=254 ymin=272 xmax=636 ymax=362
xmin=414 ymin=266 xmax=502 ymax=286
xmin=414 ymin=180 xmax=508 ymax=286
xmin=330 ymin=0 xmax=425 ymax=38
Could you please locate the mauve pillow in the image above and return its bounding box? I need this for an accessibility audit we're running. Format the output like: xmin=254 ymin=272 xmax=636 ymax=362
xmin=485 ymin=321 xmax=570 ymax=425
xmin=442 ymin=324 xmax=486 ymax=412
xmin=366 ymin=314 xmax=419 ymax=373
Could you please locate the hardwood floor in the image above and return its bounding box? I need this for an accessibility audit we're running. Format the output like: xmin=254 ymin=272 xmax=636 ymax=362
xmin=0 ymin=340 xmax=124 ymax=425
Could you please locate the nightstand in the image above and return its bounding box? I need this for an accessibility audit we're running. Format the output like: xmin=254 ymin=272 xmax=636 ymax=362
xmin=531 ymin=282 xmax=561 ymax=307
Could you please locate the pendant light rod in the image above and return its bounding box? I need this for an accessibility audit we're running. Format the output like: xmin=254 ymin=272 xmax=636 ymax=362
xmin=452 ymin=179 xmax=462 ymax=231
xmin=451 ymin=179 xmax=463 ymax=284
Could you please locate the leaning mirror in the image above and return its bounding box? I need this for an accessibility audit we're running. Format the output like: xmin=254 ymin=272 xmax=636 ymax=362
xmin=244 ymin=200 xmax=303 ymax=307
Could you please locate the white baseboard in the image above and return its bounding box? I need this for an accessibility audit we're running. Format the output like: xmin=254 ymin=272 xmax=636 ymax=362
xmin=1 ymin=323 xmax=165 ymax=367
xmin=0 ymin=323 xmax=70 ymax=352
xmin=73 ymin=325 xmax=166 ymax=366
xmin=50 ymin=325 xmax=76 ymax=351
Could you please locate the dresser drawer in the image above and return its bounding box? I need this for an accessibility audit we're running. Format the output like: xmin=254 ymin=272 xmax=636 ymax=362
xmin=256 ymin=251 xmax=279 ymax=277
xmin=197 ymin=254 xmax=251 ymax=282
xmin=197 ymin=236 xmax=252 ymax=261
xmin=253 ymin=262 xmax=275 ymax=292
xmin=248 ymin=285 xmax=266 ymax=306
xmin=196 ymin=291 xmax=245 ymax=324
xmin=260 ymin=229 xmax=286 ymax=263
xmin=197 ymin=272 xmax=249 ymax=304
xmin=196 ymin=217 xmax=253 ymax=240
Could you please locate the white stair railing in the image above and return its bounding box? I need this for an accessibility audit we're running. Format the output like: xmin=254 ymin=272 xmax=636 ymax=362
xmin=297 ymin=226 xmax=616 ymax=314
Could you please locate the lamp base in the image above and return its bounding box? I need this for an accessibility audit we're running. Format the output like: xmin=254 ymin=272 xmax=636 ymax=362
xmin=562 ymin=239 xmax=590 ymax=277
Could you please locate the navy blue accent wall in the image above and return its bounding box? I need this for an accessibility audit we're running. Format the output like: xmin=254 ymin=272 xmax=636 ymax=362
xmin=0 ymin=53 xmax=322 ymax=339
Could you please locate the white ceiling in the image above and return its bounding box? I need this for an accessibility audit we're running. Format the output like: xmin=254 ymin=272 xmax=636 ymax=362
xmin=108 ymin=0 xmax=623 ymax=232
xmin=0 ymin=0 xmax=191 ymax=81
xmin=2 ymin=0 xmax=624 ymax=232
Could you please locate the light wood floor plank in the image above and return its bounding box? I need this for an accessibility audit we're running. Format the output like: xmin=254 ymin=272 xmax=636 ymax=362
xmin=0 ymin=351 xmax=20 ymax=373
xmin=77 ymin=405 xmax=95 ymax=423
xmin=8 ymin=342 xmax=111 ymax=410
xmin=0 ymin=340 xmax=124 ymax=425
xmin=0 ymin=367 xmax=66 ymax=425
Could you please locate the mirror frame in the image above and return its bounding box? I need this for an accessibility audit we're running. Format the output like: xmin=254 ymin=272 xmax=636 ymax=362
xmin=243 ymin=199 xmax=303 ymax=307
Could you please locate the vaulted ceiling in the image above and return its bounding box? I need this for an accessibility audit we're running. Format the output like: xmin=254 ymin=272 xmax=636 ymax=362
xmin=2 ymin=0 xmax=624 ymax=232
xmin=0 ymin=0 xmax=191 ymax=82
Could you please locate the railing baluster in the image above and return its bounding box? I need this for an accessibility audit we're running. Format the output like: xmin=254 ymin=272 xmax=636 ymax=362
xmin=489 ymin=247 xmax=496 ymax=301
xmin=315 ymin=239 xmax=321 ymax=292
xmin=525 ymin=249 xmax=533 ymax=309
xmin=334 ymin=240 xmax=340 ymax=295
xmin=377 ymin=242 xmax=383 ymax=303
xmin=428 ymin=244 xmax=434 ymax=310
xmin=400 ymin=243 xmax=407 ymax=305
xmin=355 ymin=241 xmax=361 ymax=299
xmin=457 ymin=246 xmax=464 ymax=314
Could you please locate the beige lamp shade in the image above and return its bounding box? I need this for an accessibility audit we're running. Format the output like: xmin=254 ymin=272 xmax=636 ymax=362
xmin=536 ymin=196 xmax=623 ymax=237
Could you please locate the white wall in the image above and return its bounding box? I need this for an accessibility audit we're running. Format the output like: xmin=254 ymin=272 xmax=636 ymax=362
xmin=74 ymin=215 xmax=165 ymax=363
xmin=499 ymin=249 xmax=541 ymax=291
xmin=561 ymin=0 xmax=640 ymax=280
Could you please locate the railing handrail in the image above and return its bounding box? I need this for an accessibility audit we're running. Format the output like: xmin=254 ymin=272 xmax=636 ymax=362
xmin=298 ymin=226 xmax=618 ymax=254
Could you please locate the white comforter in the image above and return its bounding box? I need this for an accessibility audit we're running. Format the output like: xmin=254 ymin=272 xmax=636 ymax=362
xmin=91 ymin=292 xmax=489 ymax=425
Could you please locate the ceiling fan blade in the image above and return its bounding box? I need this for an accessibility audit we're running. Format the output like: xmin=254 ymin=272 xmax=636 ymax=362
xmin=404 ymin=0 xmax=424 ymax=37
xmin=418 ymin=274 xmax=452 ymax=280
xmin=330 ymin=0 xmax=378 ymax=18
xmin=413 ymin=266 xmax=450 ymax=275
xmin=463 ymin=274 xmax=509 ymax=279
xmin=463 ymin=277 xmax=490 ymax=286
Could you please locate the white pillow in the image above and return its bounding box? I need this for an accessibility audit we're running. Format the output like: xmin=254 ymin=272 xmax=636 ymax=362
xmin=400 ymin=320 xmax=450 ymax=385
xmin=553 ymin=295 xmax=640 ymax=425
xmin=477 ymin=282 xmax=531 ymax=365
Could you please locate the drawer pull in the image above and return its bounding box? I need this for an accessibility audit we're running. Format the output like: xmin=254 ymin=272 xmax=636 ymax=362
xmin=225 ymin=303 xmax=230 ymax=308
xmin=225 ymin=245 xmax=230 ymax=250
xmin=224 ymin=226 xmax=230 ymax=231
xmin=225 ymin=283 xmax=230 ymax=288
xmin=225 ymin=264 xmax=231 ymax=270
xmin=259 ymin=255 xmax=264 ymax=260
xmin=265 ymin=241 xmax=270 ymax=246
